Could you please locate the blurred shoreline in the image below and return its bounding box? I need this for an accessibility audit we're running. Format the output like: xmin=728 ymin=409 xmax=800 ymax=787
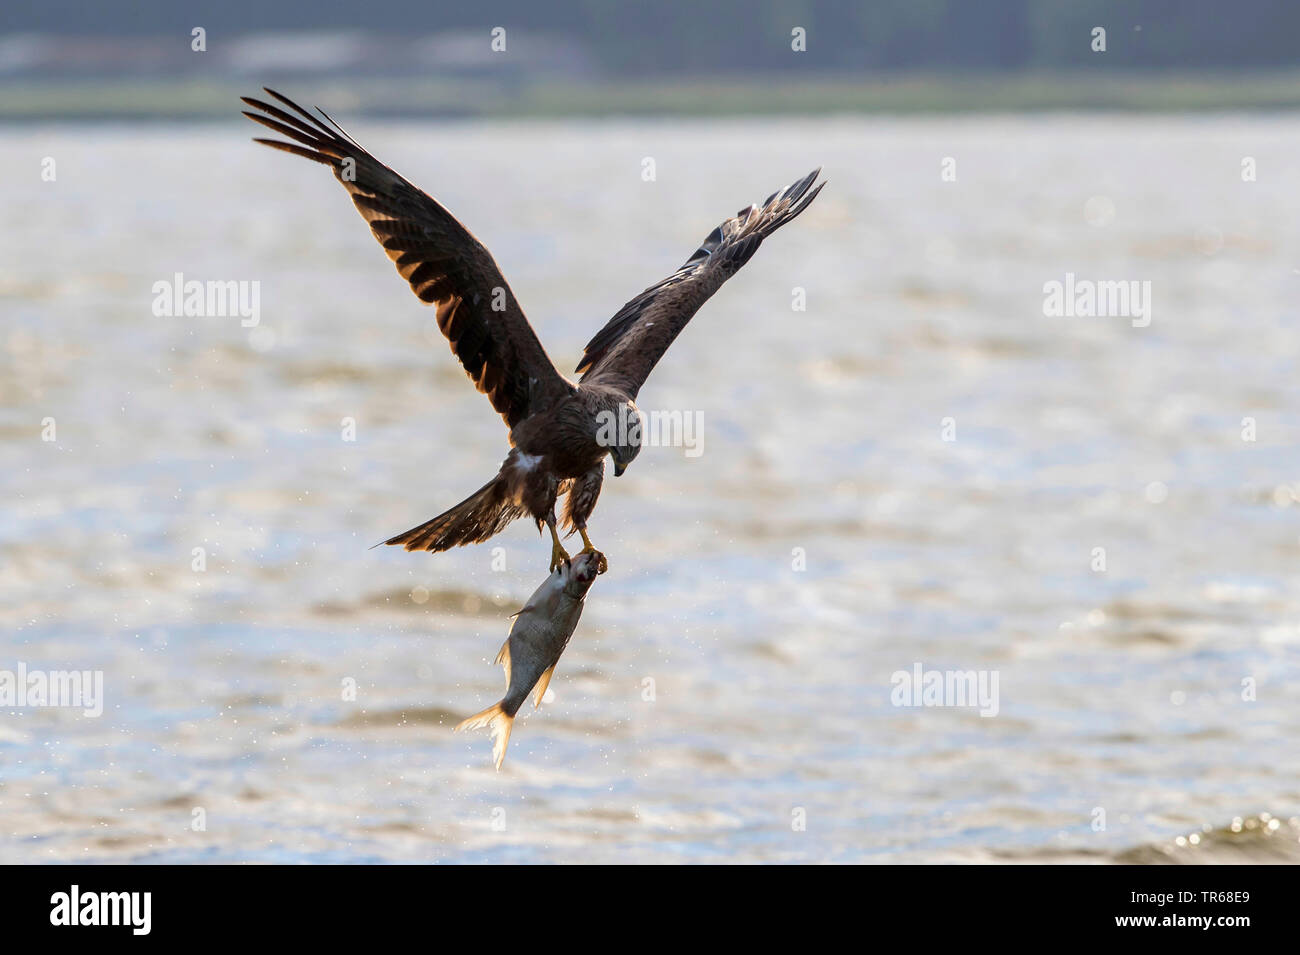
xmin=7 ymin=71 xmax=1300 ymax=121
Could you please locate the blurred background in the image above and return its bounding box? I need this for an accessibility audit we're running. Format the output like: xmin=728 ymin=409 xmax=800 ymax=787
xmin=2 ymin=1 xmax=1299 ymax=863
xmin=6 ymin=1 xmax=1300 ymax=118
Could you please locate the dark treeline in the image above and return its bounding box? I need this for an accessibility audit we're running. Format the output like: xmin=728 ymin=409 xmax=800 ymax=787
xmin=7 ymin=0 xmax=1299 ymax=74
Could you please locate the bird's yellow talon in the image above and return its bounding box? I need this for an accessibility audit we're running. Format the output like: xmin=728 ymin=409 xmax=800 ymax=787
xmin=577 ymin=529 xmax=607 ymax=573
xmin=547 ymin=524 xmax=570 ymax=571
xmin=549 ymin=541 xmax=570 ymax=572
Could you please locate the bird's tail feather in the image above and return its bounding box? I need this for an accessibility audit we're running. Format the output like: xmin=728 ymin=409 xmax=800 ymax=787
xmin=380 ymin=476 xmax=524 ymax=552
xmin=455 ymin=703 xmax=514 ymax=771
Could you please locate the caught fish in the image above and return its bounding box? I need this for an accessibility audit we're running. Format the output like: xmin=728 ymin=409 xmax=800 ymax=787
xmin=456 ymin=550 xmax=606 ymax=769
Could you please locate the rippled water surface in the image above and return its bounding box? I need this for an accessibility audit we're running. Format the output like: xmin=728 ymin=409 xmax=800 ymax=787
xmin=2 ymin=114 xmax=1299 ymax=863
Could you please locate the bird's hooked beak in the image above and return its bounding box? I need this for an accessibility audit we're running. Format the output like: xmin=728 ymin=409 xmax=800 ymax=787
xmin=613 ymin=460 xmax=626 ymax=477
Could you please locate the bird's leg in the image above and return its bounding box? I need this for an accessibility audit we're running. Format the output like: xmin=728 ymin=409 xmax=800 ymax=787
xmin=560 ymin=463 xmax=606 ymax=570
xmin=546 ymin=517 xmax=570 ymax=572
xmin=576 ymin=528 xmax=608 ymax=573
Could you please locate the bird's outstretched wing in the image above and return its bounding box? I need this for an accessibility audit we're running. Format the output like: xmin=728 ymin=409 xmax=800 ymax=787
xmin=575 ymin=168 xmax=824 ymax=398
xmin=242 ymin=88 xmax=574 ymax=429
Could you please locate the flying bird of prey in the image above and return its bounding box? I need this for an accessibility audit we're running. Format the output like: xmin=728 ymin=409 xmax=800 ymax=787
xmin=242 ymin=89 xmax=824 ymax=570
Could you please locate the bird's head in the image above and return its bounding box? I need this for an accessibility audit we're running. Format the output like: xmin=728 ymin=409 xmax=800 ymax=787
xmin=610 ymin=441 xmax=642 ymax=477
xmin=602 ymin=400 xmax=644 ymax=477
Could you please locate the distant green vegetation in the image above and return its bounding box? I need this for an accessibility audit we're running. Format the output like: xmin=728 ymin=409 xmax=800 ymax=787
xmin=10 ymin=0 xmax=1300 ymax=74
xmin=6 ymin=71 xmax=1300 ymax=121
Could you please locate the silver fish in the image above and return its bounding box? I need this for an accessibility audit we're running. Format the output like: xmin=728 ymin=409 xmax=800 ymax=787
xmin=456 ymin=550 xmax=606 ymax=769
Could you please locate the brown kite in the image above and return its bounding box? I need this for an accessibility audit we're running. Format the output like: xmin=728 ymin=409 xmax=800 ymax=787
xmin=242 ymin=89 xmax=824 ymax=570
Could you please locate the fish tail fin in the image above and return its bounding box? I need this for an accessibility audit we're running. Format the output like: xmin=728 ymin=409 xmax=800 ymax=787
xmin=380 ymin=474 xmax=524 ymax=552
xmin=455 ymin=703 xmax=514 ymax=771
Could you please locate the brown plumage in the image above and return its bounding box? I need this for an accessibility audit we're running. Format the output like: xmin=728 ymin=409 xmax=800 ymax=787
xmin=242 ymin=89 xmax=824 ymax=569
xmin=575 ymin=168 xmax=825 ymax=399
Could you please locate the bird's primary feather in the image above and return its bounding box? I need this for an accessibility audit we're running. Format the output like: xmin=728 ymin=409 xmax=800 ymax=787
xmin=575 ymin=167 xmax=825 ymax=398
xmin=242 ymin=88 xmax=574 ymax=430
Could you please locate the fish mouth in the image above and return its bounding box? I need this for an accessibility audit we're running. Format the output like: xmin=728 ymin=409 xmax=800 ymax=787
xmin=573 ymin=549 xmax=607 ymax=580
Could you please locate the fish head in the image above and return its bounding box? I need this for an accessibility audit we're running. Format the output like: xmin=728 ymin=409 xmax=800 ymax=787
xmin=559 ymin=549 xmax=606 ymax=598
